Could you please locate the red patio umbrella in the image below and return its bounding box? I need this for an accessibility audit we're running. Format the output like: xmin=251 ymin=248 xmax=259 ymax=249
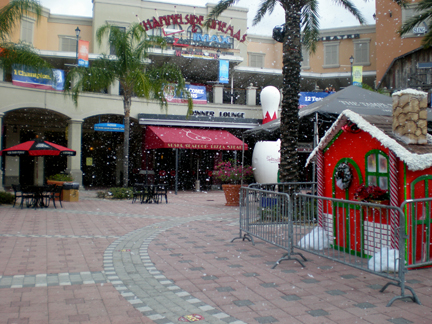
xmin=1 ymin=139 xmax=76 ymax=156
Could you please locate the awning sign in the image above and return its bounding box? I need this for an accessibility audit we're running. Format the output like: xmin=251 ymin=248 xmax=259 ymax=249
xmin=78 ymin=40 xmax=89 ymax=67
xmin=219 ymin=60 xmax=229 ymax=84
xmin=299 ymin=92 xmax=332 ymax=108
xmin=12 ymin=65 xmax=65 ymax=91
xmin=94 ymin=123 xmax=125 ymax=132
xmin=353 ymin=66 xmax=363 ymax=86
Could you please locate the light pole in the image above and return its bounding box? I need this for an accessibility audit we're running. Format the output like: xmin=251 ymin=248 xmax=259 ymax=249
xmin=75 ymin=27 xmax=81 ymax=66
xmin=349 ymin=55 xmax=354 ymax=85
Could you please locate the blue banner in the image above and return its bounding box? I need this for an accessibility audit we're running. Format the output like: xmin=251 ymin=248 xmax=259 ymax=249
xmin=164 ymin=84 xmax=207 ymax=104
xmin=219 ymin=60 xmax=229 ymax=84
xmin=299 ymin=92 xmax=333 ymax=108
xmin=12 ymin=65 xmax=64 ymax=91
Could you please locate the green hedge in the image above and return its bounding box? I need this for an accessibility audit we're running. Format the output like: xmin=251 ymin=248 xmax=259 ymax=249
xmin=0 ymin=191 xmax=15 ymax=204
xmin=98 ymin=187 xmax=133 ymax=199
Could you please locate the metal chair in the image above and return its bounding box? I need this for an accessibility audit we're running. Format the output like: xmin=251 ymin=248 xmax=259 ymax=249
xmin=47 ymin=185 xmax=63 ymax=208
xmin=132 ymin=183 xmax=144 ymax=203
xmin=12 ymin=184 xmax=33 ymax=208
xmin=154 ymin=184 xmax=168 ymax=204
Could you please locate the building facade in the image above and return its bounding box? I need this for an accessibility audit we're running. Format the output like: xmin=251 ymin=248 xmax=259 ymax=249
xmin=0 ymin=0 xmax=423 ymax=189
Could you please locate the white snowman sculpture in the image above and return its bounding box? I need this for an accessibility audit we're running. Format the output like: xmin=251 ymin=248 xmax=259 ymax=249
xmin=252 ymin=86 xmax=281 ymax=183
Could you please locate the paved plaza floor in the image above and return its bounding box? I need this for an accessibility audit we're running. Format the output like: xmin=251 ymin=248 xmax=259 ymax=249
xmin=0 ymin=189 xmax=432 ymax=324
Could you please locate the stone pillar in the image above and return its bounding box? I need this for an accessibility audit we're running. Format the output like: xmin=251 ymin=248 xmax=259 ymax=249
xmin=392 ymin=89 xmax=428 ymax=144
xmin=246 ymin=83 xmax=257 ymax=106
xmin=213 ymin=84 xmax=224 ymax=104
xmin=108 ymin=79 xmax=120 ymax=96
xmin=0 ymin=67 xmax=4 ymax=82
xmin=67 ymin=119 xmax=84 ymax=188
xmin=0 ymin=113 xmax=3 ymax=191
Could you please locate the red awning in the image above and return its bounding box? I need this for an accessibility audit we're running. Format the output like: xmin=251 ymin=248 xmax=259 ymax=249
xmin=145 ymin=126 xmax=247 ymax=151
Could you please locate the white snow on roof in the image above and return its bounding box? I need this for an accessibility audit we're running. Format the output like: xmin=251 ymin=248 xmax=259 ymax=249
xmin=392 ymin=88 xmax=428 ymax=97
xmin=306 ymin=109 xmax=432 ymax=171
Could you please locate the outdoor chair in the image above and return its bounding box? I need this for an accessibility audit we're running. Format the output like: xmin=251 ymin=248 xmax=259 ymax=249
xmin=132 ymin=183 xmax=144 ymax=203
xmin=11 ymin=184 xmax=32 ymax=208
xmin=154 ymin=184 xmax=168 ymax=204
xmin=42 ymin=184 xmax=57 ymax=207
xmin=47 ymin=185 xmax=63 ymax=208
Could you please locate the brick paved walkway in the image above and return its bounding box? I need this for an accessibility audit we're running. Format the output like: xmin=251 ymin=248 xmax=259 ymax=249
xmin=0 ymin=189 xmax=431 ymax=324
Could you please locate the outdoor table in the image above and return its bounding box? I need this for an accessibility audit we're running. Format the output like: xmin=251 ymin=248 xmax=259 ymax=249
xmin=141 ymin=184 xmax=157 ymax=204
xmin=26 ymin=185 xmax=50 ymax=209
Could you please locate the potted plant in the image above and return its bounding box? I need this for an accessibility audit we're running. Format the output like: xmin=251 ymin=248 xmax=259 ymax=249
xmin=46 ymin=173 xmax=73 ymax=186
xmin=213 ymin=160 xmax=254 ymax=206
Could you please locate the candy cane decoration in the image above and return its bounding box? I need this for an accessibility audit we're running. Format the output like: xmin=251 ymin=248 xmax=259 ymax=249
xmin=389 ymin=150 xmax=399 ymax=249
xmin=317 ymin=149 xmax=324 ymax=228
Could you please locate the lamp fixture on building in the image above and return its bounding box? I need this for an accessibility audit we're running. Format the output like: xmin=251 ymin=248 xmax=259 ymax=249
xmin=373 ymin=13 xmax=376 ymax=20
xmin=75 ymin=26 xmax=81 ymax=66
xmin=349 ymin=55 xmax=354 ymax=85
xmin=389 ymin=10 xmax=392 ymax=18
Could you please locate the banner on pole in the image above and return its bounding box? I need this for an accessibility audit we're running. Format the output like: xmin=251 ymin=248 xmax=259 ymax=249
xmin=78 ymin=40 xmax=89 ymax=67
xmin=219 ymin=60 xmax=229 ymax=84
xmin=353 ymin=66 xmax=363 ymax=86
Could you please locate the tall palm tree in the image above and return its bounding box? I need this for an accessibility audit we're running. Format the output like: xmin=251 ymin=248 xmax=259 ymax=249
xmin=65 ymin=23 xmax=193 ymax=187
xmin=398 ymin=0 xmax=432 ymax=47
xmin=207 ymin=0 xmax=365 ymax=182
xmin=0 ymin=0 xmax=48 ymax=71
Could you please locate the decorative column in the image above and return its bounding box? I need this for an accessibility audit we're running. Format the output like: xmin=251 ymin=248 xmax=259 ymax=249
xmin=4 ymin=124 xmax=20 ymax=187
xmin=389 ymin=150 xmax=399 ymax=249
xmin=0 ymin=113 xmax=3 ymax=191
xmin=317 ymin=149 xmax=324 ymax=228
xmin=213 ymin=84 xmax=224 ymax=104
xmin=108 ymin=79 xmax=120 ymax=96
xmin=246 ymin=83 xmax=257 ymax=106
xmin=67 ymin=119 xmax=83 ymax=188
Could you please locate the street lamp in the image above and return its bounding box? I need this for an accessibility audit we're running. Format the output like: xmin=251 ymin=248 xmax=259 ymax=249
xmin=75 ymin=27 xmax=81 ymax=66
xmin=349 ymin=55 xmax=354 ymax=85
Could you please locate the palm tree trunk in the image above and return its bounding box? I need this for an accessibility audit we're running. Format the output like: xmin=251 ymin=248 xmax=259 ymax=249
xmin=279 ymin=1 xmax=301 ymax=183
xmin=123 ymin=96 xmax=131 ymax=187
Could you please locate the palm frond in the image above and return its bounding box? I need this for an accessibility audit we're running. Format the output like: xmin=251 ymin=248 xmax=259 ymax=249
xmin=332 ymin=0 xmax=366 ymax=25
xmin=399 ymin=0 xmax=432 ymax=47
xmin=0 ymin=41 xmax=51 ymax=71
xmin=0 ymin=0 xmax=42 ymax=42
xmin=204 ymin=0 xmax=238 ymax=28
xmin=252 ymin=0 xmax=278 ymax=26
xmin=301 ymin=0 xmax=320 ymax=53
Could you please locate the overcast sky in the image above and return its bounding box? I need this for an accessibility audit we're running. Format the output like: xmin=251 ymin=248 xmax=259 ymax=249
xmin=39 ymin=0 xmax=376 ymax=36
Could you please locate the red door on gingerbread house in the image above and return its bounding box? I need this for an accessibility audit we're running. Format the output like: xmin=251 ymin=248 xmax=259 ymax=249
xmin=332 ymin=159 xmax=363 ymax=253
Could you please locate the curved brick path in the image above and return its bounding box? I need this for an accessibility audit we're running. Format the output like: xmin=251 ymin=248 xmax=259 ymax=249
xmin=0 ymin=190 xmax=432 ymax=324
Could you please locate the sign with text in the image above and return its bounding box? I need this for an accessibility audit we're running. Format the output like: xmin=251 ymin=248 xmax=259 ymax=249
xmin=164 ymin=84 xmax=207 ymax=104
xmin=12 ymin=65 xmax=65 ymax=91
xmin=299 ymin=92 xmax=332 ymax=108
xmin=353 ymin=66 xmax=363 ymax=86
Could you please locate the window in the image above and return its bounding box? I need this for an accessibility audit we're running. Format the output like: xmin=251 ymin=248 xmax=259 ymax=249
xmin=353 ymin=39 xmax=370 ymax=65
xmin=21 ymin=18 xmax=34 ymax=44
xmin=110 ymin=27 xmax=126 ymax=55
xmin=402 ymin=4 xmax=429 ymax=38
xmin=301 ymin=46 xmax=310 ymax=69
xmin=365 ymin=150 xmax=389 ymax=190
xmin=249 ymin=53 xmax=265 ymax=68
xmin=59 ymin=36 xmax=77 ymax=52
xmin=323 ymin=42 xmax=339 ymax=68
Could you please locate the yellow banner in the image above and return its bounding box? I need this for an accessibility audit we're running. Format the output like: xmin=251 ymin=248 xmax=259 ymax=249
xmin=352 ymin=66 xmax=363 ymax=86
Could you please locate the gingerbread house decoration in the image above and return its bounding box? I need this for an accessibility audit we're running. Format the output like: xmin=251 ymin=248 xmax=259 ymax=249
xmin=306 ymin=89 xmax=432 ymax=265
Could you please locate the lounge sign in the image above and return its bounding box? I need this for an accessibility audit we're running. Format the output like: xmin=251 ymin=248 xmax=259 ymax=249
xmin=140 ymin=14 xmax=247 ymax=48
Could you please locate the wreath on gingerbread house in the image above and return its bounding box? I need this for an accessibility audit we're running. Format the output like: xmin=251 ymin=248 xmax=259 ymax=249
xmin=335 ymin=163 xmax=352 ymax=190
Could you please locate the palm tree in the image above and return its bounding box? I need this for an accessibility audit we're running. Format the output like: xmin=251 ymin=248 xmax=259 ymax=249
xmin=65 ymin=23 xmax=193 ymax=187
xmin=398 ymin=0 xmax=432 ymax=47
xmin=0 ymin=0 xmax=48 ymax=71
xmin=206 ymin=0 xmax=365 ymax=182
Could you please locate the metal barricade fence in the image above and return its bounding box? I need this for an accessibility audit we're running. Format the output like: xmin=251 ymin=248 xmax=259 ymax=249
xmin=233 ymin=187 xmax=421 ymax=307
xmin=248 ymin=182 xmax=317 ymax=197
xmin=401 ymin=197 xmax=432 ymax=269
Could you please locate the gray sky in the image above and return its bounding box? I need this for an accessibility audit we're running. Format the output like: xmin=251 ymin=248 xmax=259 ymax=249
xmin=39 ymin=0 xmax=376 ymax=36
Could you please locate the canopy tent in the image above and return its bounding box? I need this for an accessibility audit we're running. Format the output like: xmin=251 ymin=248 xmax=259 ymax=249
xmin=144 ymin=126 xmax=247 ymax=194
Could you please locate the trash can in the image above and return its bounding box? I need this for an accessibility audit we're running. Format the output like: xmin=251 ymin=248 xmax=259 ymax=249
xmin=62 ymin=182 xmax=79 ymax=202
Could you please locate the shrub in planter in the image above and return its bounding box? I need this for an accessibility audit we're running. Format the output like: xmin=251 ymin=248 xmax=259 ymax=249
xmin=47 ymin=173 xmax=73 ymax=181
xmin=108 ymin=187 xmax=133 ymax=199
xmin=0 ymin=191 xmax=15 ymax=204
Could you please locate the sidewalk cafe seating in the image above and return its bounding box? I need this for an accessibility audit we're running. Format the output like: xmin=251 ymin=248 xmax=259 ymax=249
xmin=46 ymin=185 xmax=63 ymax=208
xmin=11 ymin=184 xmax=33 ymax=208
xmin=154 ymin=184 xmax=168 ymax=204
xmin=132 ymin=183 xmax=144 ymax=203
